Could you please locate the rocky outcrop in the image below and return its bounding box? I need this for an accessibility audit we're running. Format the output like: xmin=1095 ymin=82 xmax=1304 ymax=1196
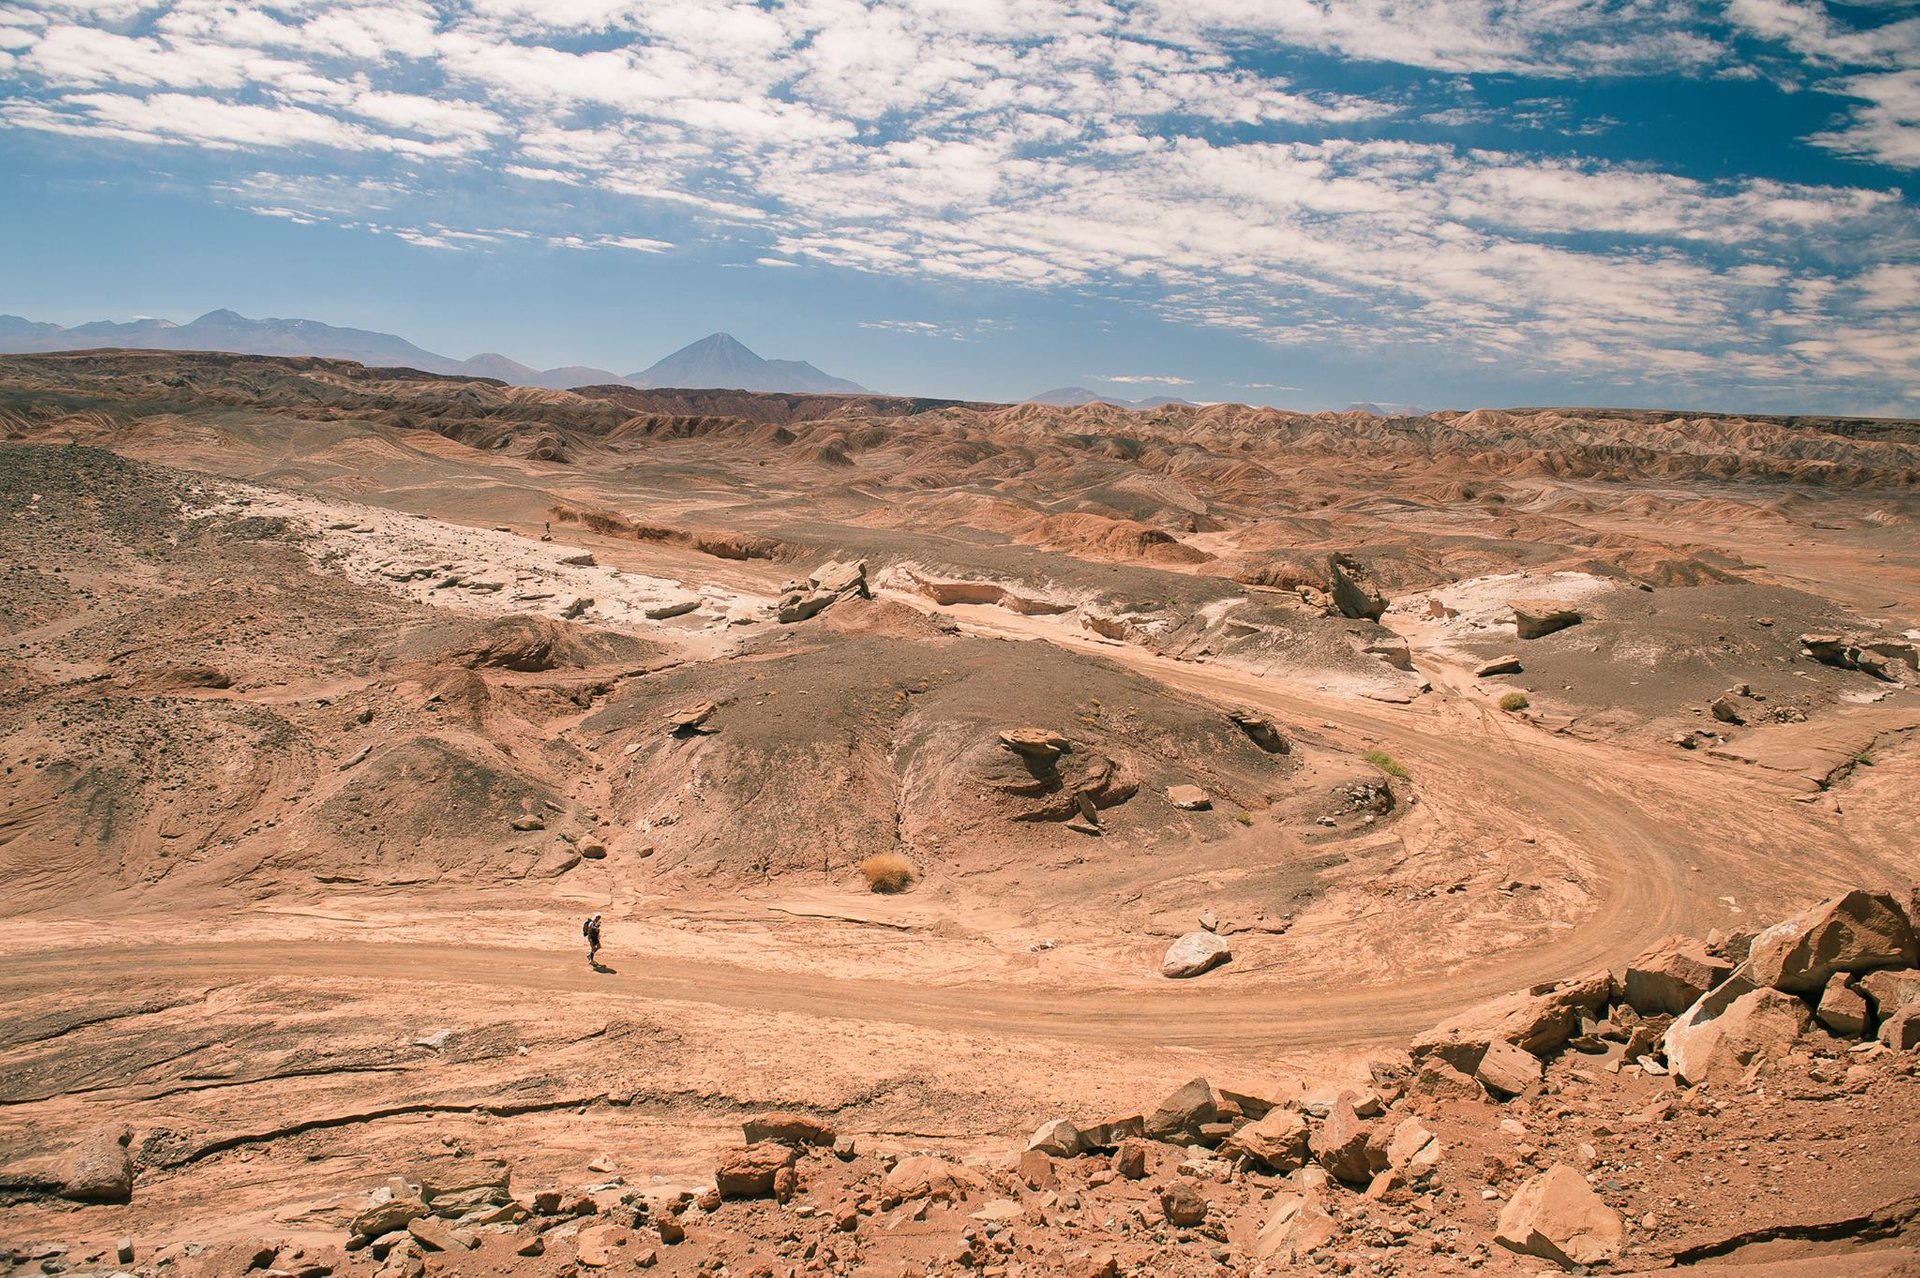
xmin=777 ymin=559 xmax=868 ymax=623
xmin=1165 ymin=784 xmax=1211 ymax=811
xmin=1410 ymin=970 xmax=1611 ymax=1072
xmin=1510 ymin=599 xmax=1581 ymax=640
xmin=742 ymin=1112 xmax=836 ymax=1148
xmin=1227 ymin=709 xmax=1289 ymax=753
xmin=1495 ymin=1164 xmax=1623 ymax=1269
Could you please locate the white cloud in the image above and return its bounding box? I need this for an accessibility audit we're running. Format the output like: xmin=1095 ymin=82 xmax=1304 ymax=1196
xmin=1102 ymin=374 xmax=1193 ymax=385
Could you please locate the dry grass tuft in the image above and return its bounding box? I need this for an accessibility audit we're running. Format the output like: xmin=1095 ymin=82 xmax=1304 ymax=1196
xmin=1498 ymin=691 xmax=1531 ymax=712
xmin=860 ymin=853 xmax=915 ymax=894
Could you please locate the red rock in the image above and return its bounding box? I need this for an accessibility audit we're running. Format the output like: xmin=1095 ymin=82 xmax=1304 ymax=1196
xmin=1747 ymin=890 xmax=1917 ymax=994
xmin=1158 ymin=1179 xmax=1208 ymax=1226
xmin=1663 ymin=986 xmax=1810 ymax=1085
xmin=1112 ymin=1139 xmax=1149 ymax=1180
xmin=1310 ymin=1097 xmax=1380 ymax=1185
xmin=1217 ymin=1108 xmax=1309 ymax=1172
xmin=1879 ymin=1005 xmax=1920 ymax=1050
xmin=1411 ymin=971 xmax=1611 ymax=1072
xmin=1623 ymin=935 xmax=1734 ymax=1016
xmin=1475 ymin=1039 xmax=1543 ymax=1098
xmin=715 ymin=1142 xmax=798 ymax=1200
xmin=1144 ymin=1077 xmax=1217 ymax=1142
xmin=1495 ymin=1164 xmax=1623 ymax=1268
xmin=1857 ymin=967 xmax=1920 ymax=1018
xmin=741 ymin=1112 xmax=835 ymax=1148
xmin=1815 ymin=973 xmax=1870 ymax=1037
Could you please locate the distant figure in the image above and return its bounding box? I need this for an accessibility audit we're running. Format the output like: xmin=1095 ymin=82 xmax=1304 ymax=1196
xmin=583 ymin=913 xmax=602 ymax=964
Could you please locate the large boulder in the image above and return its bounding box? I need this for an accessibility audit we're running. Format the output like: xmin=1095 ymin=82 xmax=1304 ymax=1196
xmin=1216 ymin=1108 xmax=1309 ymax=1172
xmin=350 ymin=1196 xmax=429 ymax=1244
xmin=1495 ymin=1164 xmax=1623 ymax=1269
xmin=715 ymin=1142 xmax=798 ymax=1200
xmin=1511 ymin=600 xmax=1581 ymax=640
xmin=1161 ymin=932 xmax=1231 ymax=979
xmin=1309 ymin=1097 xmax=1380 ymax=1185
xmin=1410 ymin=970 xmax=1612 ymax=1073
xmin=1624 ymin=935 xmax=1735 ymax=1016
xmin=1746 ymin=890 xmax=1917 ymax=994
xmin=1663 ymin=984 xmax=1810 ymax=1085
xmin=62 ymin=1127 xmax=133 ymax=1203
xmin=1328 ymin=553 xmax=1386 ymax=621
xmin=1144 ymin=1078 xmax=1217 ymax=1143
xmin=1383 ymin=1117 xmax=1442 ymax=1178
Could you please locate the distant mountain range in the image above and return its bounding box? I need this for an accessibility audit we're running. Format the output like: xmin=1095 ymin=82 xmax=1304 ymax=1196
xmin=1027 ymin=385 xmax=1197 ymax=410
xmin=0 ymin=310 xmax=869 ymax=395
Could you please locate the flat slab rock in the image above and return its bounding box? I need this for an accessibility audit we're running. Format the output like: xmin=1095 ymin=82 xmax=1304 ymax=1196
xmin=1161 ymin=931 xmax=1231 ymax=978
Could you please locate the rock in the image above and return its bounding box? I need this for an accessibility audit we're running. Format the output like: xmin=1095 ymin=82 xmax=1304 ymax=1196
xmin=1816 ymin=973 xmax=1871 ymax=1036
xmin=1384 ymin=1117 xmax=1442 ymax=1177
xmin=575 ymin=1224 xmax=628 ymax=1268
xmin=1411 ymin=970 xmax=1612 ymax=1072
xmin=1476 ymin=655 xmax=1524 ymax=677
xmin=881 ymin=1155 xmax=978 ymax=1207
xmin=1228 ymin=709 xmax=1289 ymax=753
xmin=644 ymin=600 xmax=699 ymax=620
xmin=1158 ymin=1179 xmax=1209 ymax=1226
xmin=1663 ymin=984 xmax=1810 ymax=1085
xmin=560 ymin=596 xmax=592 ymax=619
xmin=1328 ymin=553 xmax=1387 ymax=621
xmin=1017 ymin=1149 xmax=1057 ymax=1190
xmin=116 ymin=1238 xmax=133 ymax=1265
xmin=742 ymin=1112 xmax=835 ymax=1148
xmin=1409 ymin=1056 xmax=1484 ymax=1102
xmin=1495 ymin=1164 xmax=1624 ymax=1269
xmin=405 ymin=1216 xmax=474 ymax=1252
xmin=1026 ymin=1118 xmax=1086 ymax=1158
xmin=1112 ymin=1139 xmax=1149 ymax=1180
xmin=1856 ymin=967 xmax=1920 ymax=1018
xmin=509 ymin=814 xmax=545 ymax=831
xmin=1145 ymin=1078 xmax=1218 ymax=1142
xmin=1511 ymin=599 xmax=1582 ymax=640
xmin=1166 ymin=784 xmax=1211 ymax=811
xmin=1747 ymin=890 xmax=1917 ymax=994
xmin=527 ymin=849 xmax=580 ymax=878
xmin=579 ymin=841 xmax=607 ymax=859
xmin=1624 ymin=935 xmax=1735 ymax=1016
xmin=1160 ymin=932 xmax=1231 ymax=979
xmin=558 ymin=551 xmax=596 ymax=566
xmin=1475 ymin=1039 xmax=1543 ymax=1098
xmin=715 ymin=1142 xmax=798 ymax=1199
xmin=1254 ymin=1191 xmax=1337 ymax=1263
xmin=1310 ymin=1097 xmax=1380 ymax=1185
xmin=999 ymin=727 xmax=1070 ymax=762
xmin=1880 ymin=1005 xmax=1920 ymax=1050
xmin=1066 ymin=1251 xmax=1119 ymax=1278
xmin=667 ymin=701 xmax=716 ymax=733
xmin=1079 ymin=1115 xmax=1145 ymax=1149
xmin=1710 ymin=696 xmax=1745 ymax=725
xmin=1801 ymin=633 xmax=1861 ymax=669
xmin=1217 ymin=1108 xmax=1309 ymax=1172
xmin=62 ymin=1127 xmax=133 ymax=1203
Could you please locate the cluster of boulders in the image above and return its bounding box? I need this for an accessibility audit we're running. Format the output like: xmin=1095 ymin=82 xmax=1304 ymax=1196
xmin=990 ymin=726 xmax=1138 ymax=829
xmin=1801 ymin=632 xmax=1917 ymax=682
xmin=344 ymin=1161 xmax=529 ymax=1274
xmin=777 ymin=559 xmax=868 ymax=623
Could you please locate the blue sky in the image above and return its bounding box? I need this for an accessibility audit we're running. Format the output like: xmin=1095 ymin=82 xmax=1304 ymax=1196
xmin=1 ymin=1 xmax=1915 ymax=413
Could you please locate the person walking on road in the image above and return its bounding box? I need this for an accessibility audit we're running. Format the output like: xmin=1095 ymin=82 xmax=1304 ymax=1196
xmin=583 ymin=912 xmax=602 ymax=964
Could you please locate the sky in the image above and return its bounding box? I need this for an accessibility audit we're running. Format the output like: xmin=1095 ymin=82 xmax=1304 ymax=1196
xmin=1 ymin=1 xmax=1916 ymax=414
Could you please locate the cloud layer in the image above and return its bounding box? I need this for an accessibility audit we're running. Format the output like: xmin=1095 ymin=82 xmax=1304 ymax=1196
xmin=2 ymin=0 xmax=1915 ymax=400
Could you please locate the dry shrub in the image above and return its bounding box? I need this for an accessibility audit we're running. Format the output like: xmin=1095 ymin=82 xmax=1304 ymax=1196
xmin=1498 ymin=691 xmax=1530 ymax=712
xmin=860 ymin=853 xmax=915 ymax=894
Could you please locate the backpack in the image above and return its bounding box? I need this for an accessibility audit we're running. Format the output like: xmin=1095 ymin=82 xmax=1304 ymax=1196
xmin=582 ymin=917 xmax=595 ymax=938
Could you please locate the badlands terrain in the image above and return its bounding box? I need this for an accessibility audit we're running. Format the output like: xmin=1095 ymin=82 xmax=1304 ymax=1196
xmin=0 ymin=349 xmax=1917 ymax=1276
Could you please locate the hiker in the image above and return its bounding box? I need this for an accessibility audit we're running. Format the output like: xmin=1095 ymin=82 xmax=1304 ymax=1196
xmin=583 ymin=912 xmax=602 ymax=963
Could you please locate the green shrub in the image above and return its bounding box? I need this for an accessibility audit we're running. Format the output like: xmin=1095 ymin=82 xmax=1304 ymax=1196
xmin=1499 ymin=691 xmax=1530 ymax=712
xmin=1364 ymin=749 xmax=1410 ymax=780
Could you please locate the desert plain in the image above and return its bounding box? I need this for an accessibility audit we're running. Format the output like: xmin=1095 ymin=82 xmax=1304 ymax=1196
xmin=0 ymin=349 xmax=1917 ymax=1276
